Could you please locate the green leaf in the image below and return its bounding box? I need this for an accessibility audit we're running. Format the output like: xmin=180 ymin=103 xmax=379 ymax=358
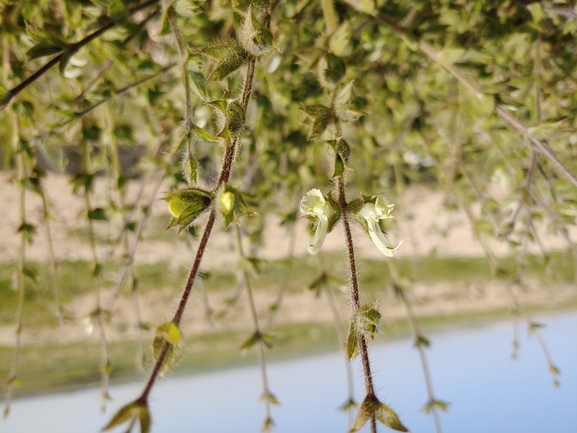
xmin=88 ymin=208 xmax=108 ymax=221
xmin=27 ymin=43 xmax=65 ymax=60
xmin=200 ymin=40 xmax=243 ymax=59
xmin=421 ymin=398 xmax=450 ymax=414
xmin=307 ymin=272 xmax=328 ymax=297
xmin=329 ymin=22 xmax=351 ymax=57
xmin=262 ymin=417 xmax=275 ymax=433
xmin=260 ymin=391 xmax=280 ymax=405
xmin=310 ymin=116 xmax=331 ymax=139
xmin=350 ymin=394 xmax=408 ymax=433
xmin=227 ymin=102 xmax=245 ymax=134
xmin=70 ymin=173 xmax=94 ymax=194
xmin=240 ymin=331 xmax=260 ymax=351
xmin=347 ymin=197 xmax=364 ymax=214
xmin=528 ymin=120 xmax=573 ymax=140
xmin=342 ymin=0 xmax=375 ymax=14
xmin=353 ymin=304 xmax=381 ymax=340
xmin=138 ymin=404 xmax=151 ymax=433
xmin=183 ymin=153 xmax=199 ymax=185
xmin=414 ymin=334 xmax=430 ymax=348
xmin=59 ymin=49 xmax=75 ymax=76
xmin=22 ymin=265 xmax=38 ymax=283
xmin=528 ymin=321 xmax=545 ymax=335
xmin=189 ymin=71 xmax=209 ymax=101
xmin=152 ymin=336 xmax=184 ymax=375
xmin=157 ymin=3 xmax=175 ymax=36
xmin=346 ymin=320 xmax=359 ymax=360
xmin=192 ymin=125 xmax=218 ymax=142
xmin=318 ymin=53 xmax=346 ymax=87
xmin=239 ymin=6 xmax=273 ymax=56
xmin=17 ymin=223 xmax=36 ymax=244
xmin=102 ymin=402 xmax=139 ymax=431
xmin=338 ymin=398 xmax=357 ymax=412
xmin=210 ymin=53 xmax=248 ymax=81
xmin=108 ymin=0 xmax=128 ymax=23
xmin=334 ymin=80 xmax=355 ymax=110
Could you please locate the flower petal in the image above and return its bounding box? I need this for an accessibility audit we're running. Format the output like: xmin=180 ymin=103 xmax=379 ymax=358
xmin=300 ymin=188 xmax=326 ymax=215
xmin=308 ymin=214 xmax=329 ymax=254
xmin=359 ymin=202 xmax=377 ymax=220
xmin=367 ymin=220 xmax=402 ymax=257
xmin=375 ymin=195 xmax=394 ymax=219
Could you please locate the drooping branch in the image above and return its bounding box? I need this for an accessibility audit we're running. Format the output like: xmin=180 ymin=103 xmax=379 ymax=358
xmin=0 ymin=0 xmax=161 ymax=109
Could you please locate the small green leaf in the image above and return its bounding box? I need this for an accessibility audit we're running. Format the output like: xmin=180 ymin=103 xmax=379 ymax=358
xmin=102 ymin=402 xmax=139 ymax=431
xmin=307 ymin=272 xmax=328 ymax=297
xmin=346 ymin=320 xmax=359 ymax=360
xmin=240 ymin=331 xmax=260 ymax=351
xmin=342 ymin=0 xmax=375 ymax=14
xmin=27 ymin=43 xmax=65 ymax=60
xmin=210 ymin=53 xmax=247 ymax=81
xmin=353 ymin=304 xmax=381 ymax=340
xmin=189 ymin=71 xmax=209 ymax=100
xmin=152 ymin=336 xmax=184 ymax=375
xmin=192 ymin=125 xmax=218 ymax=142
xmin=200 ymin=40 xmax=243 ymax=59
xmin=262 ymin=417 xmax=275 ymax=433
xmin=528 ymin=321 xmax=545 ymax=335
xmin=347 ymin=197 xmax=364 ymax=214
xmin=421 ymin=398 xmax=450 ymax=414
xmin=318 ymin=53 xmax=346 ymax=86
xmin=260 ymin=391 xmax=281 ymax=405
xmin=108 ymin=0 xmax=129 ymax=23
xmin=334 ymin=80 xmax=355 ymax=110
xmin=329 ymin=22 xmax=351 ymax=57
xmin=414 ymin=334 xmax=430 ymax=348
xmin=138 ymin=404 xmax=151 ymax=433
xmin=350 ymin=394 xmax=408 ymax=433
xmin=310 ymin=116 xmax=331 ymax=139
xmin=338 ymin=397 xmax=357 ymax=412
xmin=88 ymin=208 xmax=108 ymax=221
xmin=22 ymin=265 xmax=38 ymax=283
xmin=17 ymin=223 xmax=36 ymax=244
xmin=59 ymin=49 xmax=75 ymax=75
xmin=156 ymin=3 xmax=174 ymax=36
xmin=227 ymin=102 xmax=245 ymax=134
xmin=70 ymin=173 xmax=94 ymax=194
xmin=182 ymin=153 xmax=199 ymax=185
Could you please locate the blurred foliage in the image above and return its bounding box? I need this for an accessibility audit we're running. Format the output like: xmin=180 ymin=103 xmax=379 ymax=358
xmin=0 ymin=0 xmax=575 ymax=241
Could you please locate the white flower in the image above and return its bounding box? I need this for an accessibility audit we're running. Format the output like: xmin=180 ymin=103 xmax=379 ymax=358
xmin=358 ymin=195 xmax=402 ymax=257
xmin=300 ymin=189 xmax=335 ymax=254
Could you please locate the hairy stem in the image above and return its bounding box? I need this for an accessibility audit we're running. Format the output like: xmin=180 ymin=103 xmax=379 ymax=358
xmin=336 ymin=176 xmax=376 ymax=432
xmin=135 ymin=57 xmax=258 ymax=405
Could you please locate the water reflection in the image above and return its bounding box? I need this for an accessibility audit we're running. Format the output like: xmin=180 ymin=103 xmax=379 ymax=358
xmin=3 ymin=311 xmax=576 ymax=433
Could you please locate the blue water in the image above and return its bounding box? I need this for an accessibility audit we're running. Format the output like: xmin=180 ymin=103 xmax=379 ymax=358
xmin=3 ymin=311 xmax=576 ymax=433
